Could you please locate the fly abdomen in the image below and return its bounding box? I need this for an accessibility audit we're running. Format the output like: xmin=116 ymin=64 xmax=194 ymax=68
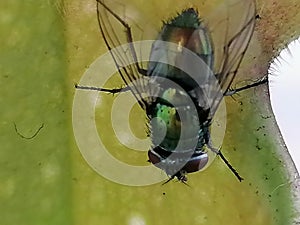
xmin=149 ymin=87 xmax=203 ymax=153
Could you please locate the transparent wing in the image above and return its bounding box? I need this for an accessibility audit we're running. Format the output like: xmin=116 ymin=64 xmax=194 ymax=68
xmin=205 ymin=0 xmax=256 ymax=114
xmin=96 ymin=0 xmax=152 ymax=110
xmin=96 ymin=0 xmax=256 ymax=115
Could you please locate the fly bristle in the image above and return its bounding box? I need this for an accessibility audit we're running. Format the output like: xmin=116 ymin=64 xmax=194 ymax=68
xmin=182 ymin=8 xmax=199 ymax=15
xmin=165 ymin=7 xmax=201 ymax=29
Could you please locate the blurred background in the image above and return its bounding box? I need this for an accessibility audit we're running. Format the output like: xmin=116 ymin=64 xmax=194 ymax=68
xmin=1 ymin=0 xmax=300 ymax=225
xmin=269 ymin=39 xmax=300 ymax=175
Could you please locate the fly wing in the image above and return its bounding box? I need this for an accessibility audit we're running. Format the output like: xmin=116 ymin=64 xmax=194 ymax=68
xmin=204 ymin=0 xmax=256 ymax=115
xmin=96 ymin=0 xmax=153 ymax=110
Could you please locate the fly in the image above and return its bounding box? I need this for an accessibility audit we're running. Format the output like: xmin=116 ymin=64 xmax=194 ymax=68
xmin=75 ymin=0 xmax=268 ymax=183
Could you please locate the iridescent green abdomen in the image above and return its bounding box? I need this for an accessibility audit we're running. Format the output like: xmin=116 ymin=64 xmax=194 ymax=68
xmin=150 ymin=88 xmax=202 ymax=152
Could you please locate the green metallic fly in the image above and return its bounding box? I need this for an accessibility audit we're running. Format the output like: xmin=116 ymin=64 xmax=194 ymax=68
xmin=76 ymin=0 xmax=268 ymax=183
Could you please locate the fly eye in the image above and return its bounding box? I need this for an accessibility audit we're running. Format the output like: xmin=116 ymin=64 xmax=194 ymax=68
xmin=148 ymin=150 xmax=162 ymax=164
xmin=183 ymin=153 xmax=209 ymax=173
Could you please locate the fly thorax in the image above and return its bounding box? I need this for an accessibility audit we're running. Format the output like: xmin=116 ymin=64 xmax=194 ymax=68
xmin=147 ymin=18 xmax=214 ymax=91
xmin=159 ymin=25 xmax=213 ymax=68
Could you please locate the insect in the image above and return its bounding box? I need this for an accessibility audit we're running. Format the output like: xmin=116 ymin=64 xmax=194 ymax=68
xmin=76 ymin=0 xmax=268 ymax=183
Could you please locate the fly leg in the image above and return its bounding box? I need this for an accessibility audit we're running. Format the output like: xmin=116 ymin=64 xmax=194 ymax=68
xmin=206 ymin=132 xmax=243 ymax=181
xmin=75 ymin=84 xmax=131 ymax=94
xmin=208 ymin=144 xmax=244 ymax=182
xmin=224 ymin=75 xmax=268 ymax=96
